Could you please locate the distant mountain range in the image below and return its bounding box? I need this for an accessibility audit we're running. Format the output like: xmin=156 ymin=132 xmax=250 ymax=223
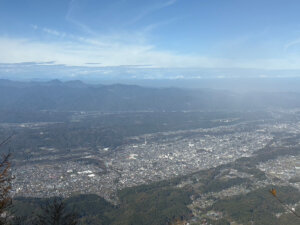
xmin=1 ymin=79 xmax=300 ymax=111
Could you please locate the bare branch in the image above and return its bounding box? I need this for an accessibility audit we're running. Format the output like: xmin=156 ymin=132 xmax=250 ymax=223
xmin=0 ymin=136 xmax=13 ymax=148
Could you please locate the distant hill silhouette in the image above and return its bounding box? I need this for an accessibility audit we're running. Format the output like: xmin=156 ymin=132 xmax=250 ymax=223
xmin=1 ymin=79 xmax=300 ymax=111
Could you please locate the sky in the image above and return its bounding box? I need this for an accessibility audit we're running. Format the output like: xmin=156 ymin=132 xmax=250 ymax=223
xmin=1 ymin=0 xmax=300 ymax=80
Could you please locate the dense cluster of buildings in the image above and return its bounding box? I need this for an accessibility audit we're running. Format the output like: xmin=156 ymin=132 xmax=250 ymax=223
xmin=258 ymin=155 xmax=300 ymax=190
xmin=12 ymin=120 xmax=276 ymax=201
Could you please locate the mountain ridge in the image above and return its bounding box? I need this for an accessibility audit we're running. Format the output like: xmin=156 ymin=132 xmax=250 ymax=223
xmin=1 ymin=79 xmax=300 ymax=112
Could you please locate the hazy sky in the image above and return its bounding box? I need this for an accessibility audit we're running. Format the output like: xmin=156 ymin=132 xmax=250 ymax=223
xmin=1 ymin=0 xmax=300 ymax=79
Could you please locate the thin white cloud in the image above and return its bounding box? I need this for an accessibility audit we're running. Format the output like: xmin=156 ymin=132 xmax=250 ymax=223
xmin=31 ymin=24 xmax=38 ymax=30
xmin=1 ymin=36 xmax=300 ymax=71
xmin=143 ymin=17 xmax=180 ymax=33
xmin=31 ymin=25 xmax=67 ymax=39
xmin=65 ymin=0 xmax=98 ymax=35
xmin=162 ymin=0 xmax=178 ymax=8
xmin=284 ymin=38 xmax=300 ymax=51
xmin=64 ymin=0 xmax=180 ymax=47
xmin=42 ymin=28 xmax=66 ymax=37
xmin=0 ymin=36 xmax=206 ymax=67
xmin=128 ymin=0 xmax=178 ymax=25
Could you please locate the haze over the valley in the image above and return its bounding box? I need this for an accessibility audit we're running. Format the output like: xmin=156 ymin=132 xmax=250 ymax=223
xmin=2 ymin=1 xmax=300 ymax=225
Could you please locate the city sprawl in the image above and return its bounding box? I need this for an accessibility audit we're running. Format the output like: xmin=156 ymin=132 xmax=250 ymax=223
xmin=5 ymin=110 xmax=300 ymax=207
